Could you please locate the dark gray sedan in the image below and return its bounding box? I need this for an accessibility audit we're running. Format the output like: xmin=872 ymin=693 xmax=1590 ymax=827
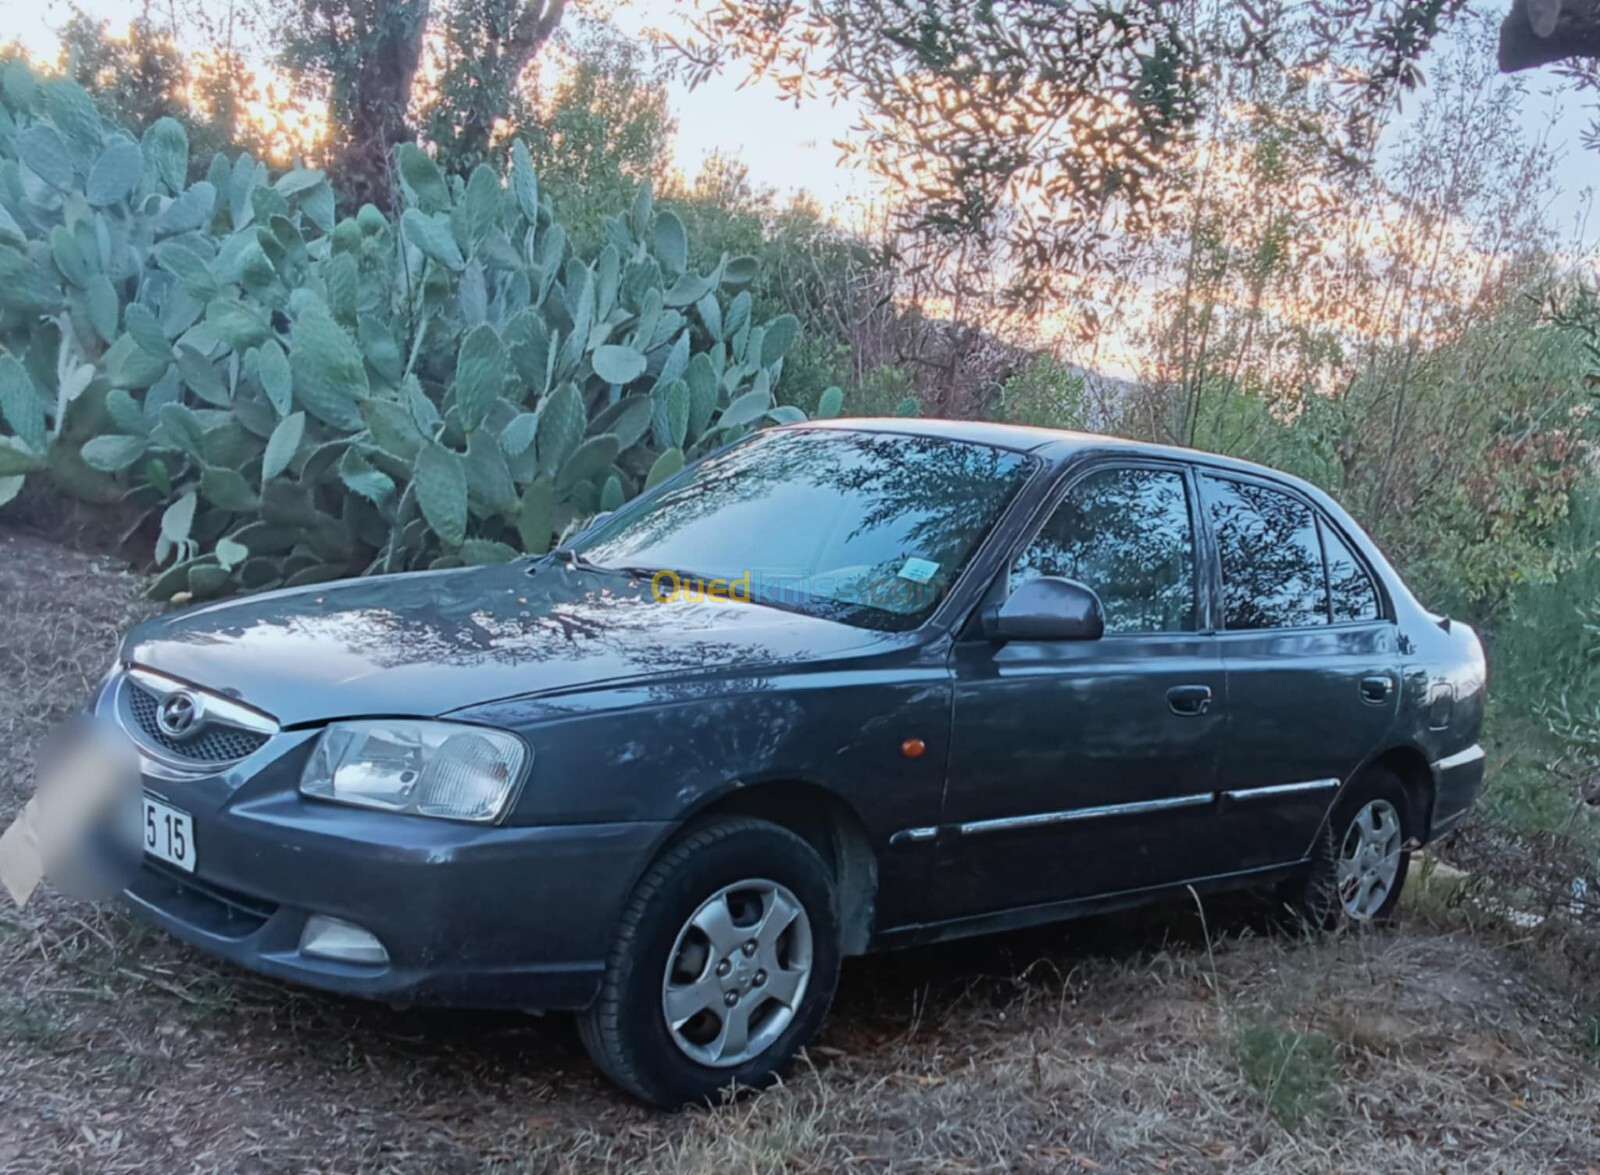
xmin=99 ymin=420 xmax=1486 ymax=1104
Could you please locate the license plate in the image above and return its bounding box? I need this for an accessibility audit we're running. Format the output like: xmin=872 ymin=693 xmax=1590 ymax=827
xmin=142 ymin=796 xmax=195 ymax=873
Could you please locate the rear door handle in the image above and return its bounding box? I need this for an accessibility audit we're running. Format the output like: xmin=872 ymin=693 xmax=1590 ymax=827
xmin=1360 ymin=674 xmax=1394 ymax=704
xmin=1166 ymin=684 xmax=1213 ymax=716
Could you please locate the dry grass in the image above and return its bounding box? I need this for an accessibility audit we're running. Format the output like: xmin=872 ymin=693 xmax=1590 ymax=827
xmin=3 ymin=525 xmax=1600 ymax=1172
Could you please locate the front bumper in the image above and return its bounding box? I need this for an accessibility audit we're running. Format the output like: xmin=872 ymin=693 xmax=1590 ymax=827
xmin=124 ymin=807 xmax=670 ymax=1009
xmin=102 ymin=676 xmax=672 ymax=1011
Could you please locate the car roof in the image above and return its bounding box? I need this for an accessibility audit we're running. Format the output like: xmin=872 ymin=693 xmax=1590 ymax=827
xmin=795 ymin=417 xmax=1297 ymax=483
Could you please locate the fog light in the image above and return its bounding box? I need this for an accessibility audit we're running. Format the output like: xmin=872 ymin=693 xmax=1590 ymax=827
xmin=299 ymin=914 xmax=389 ymax=965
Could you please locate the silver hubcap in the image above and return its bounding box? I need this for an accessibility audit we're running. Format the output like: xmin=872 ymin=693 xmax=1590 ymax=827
xmin=1336 ymin=799 xmax=1402 ymax=920
xmin=661 ymin=879 xmax=813 ymax=1068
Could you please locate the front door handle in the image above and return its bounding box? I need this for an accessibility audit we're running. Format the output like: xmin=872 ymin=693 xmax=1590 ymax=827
xmin=1360 ymin=674 xmax=1395 ymax=704
xmin=1166 ymin=684 xmax=1213 ymax=716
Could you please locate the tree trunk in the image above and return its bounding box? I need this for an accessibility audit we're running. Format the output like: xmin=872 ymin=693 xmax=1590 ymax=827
xmin=453 ymin=0 xmax=568 ymax=169
xmin=328 ymin=0 xmax=432 ymax=212
xmin=1499 ymin=0 xmax=1600 ymax=71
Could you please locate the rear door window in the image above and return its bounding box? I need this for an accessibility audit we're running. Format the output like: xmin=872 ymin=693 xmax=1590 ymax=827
xmin=1320 ymin=521 xmax=1381 ymax=623
xmin=1201 ymin=476 xmax=1328 ymax=630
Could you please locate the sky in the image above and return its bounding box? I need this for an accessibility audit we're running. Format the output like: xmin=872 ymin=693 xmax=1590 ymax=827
xmin=9 ymin=0 xmax=1597 ymax=256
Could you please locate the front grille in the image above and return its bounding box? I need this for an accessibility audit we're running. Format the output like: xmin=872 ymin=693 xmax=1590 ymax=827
xmin=125 ymin=679 xmax=270 ymax=764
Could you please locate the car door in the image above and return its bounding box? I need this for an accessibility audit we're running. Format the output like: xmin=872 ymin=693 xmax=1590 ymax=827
xmin=1197 ymin=472 xmax=1400 ymax=871
xmin=935 ymin=461 xmax=1227 ymax=921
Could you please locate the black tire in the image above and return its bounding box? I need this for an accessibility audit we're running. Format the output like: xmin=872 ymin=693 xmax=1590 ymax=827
xmin=1282 ymin=769 xmax=1412 ymax=929
xmin=577 ymin=817 xmax=841 ymax=1107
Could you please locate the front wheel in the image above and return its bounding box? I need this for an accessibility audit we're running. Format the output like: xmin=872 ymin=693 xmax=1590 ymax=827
xmin=577 ymin=817 xmax=841 ymax=1106
xmin=1283 ymin=770 xmax=1411 ymax=928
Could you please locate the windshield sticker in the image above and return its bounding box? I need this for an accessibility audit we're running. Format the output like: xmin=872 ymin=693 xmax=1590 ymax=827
xmin=897 ymin=557 xmax=940 ymax=584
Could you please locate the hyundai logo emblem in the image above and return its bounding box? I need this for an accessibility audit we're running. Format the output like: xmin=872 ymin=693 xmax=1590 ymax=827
xmin=156 ymin=690 xmax=204 ymax=739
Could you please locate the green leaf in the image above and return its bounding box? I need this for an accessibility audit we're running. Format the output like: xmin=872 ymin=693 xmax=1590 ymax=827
xmin=662 ymin=272 xmax=714 ymax=309
xmin=517 ymin=475 xmax=554 ymax=554
xmin=723 ymin=255 xmax=760 ymax=286
xmin=229 ymin=153 xmax=261 ymax=229
xmin=593 ymin=344 xmax=647 ymax=385
xmin=645 ymin=446 xmax=685 ymax=490
xmin=631 ymin=180 xmax=654 ymax=241
xmin=535 ymin=383 xmax=585 ymax=475
xmin=215 ymin=537 xmax=249 ymax=571
xmin=154 ymin=241 xmax=218 ymax=299
xmin=289 ymin=301 xmax=369 ymax=428
xmin=599 ymin=474 xmax=624 ymax=513
xmin=0 ymin=356 xmax=46 ymax=452
xmin=262 ymin=411 xmax=305 ymax=480
xmin=465 ymin=428 xmax=517 ymax=514
xmin=695 ymin=292 xmax=724 ymax=342
xmin=202 ymin=466 xmax=258 ymax=511
xmin=339 ymin=446 xmax=395 ymax=506
xmin=157 ymin=182 xmax=217 ymax=236
xmin=461 ymin=164 xmax=500 ymax=248
xmin=684 ymin=353 xmax=718 ymax=440
xmin=275 ymin=166 xmax=326 ymax=197
xmin=414 ymin=443 xmax=468 ymax=547
xmin=257 ymin=340 xmax=293 ymax=416
xmin=362 ymin=398 xmax=426 ymax=462
xmin=816 ymin=385 xmax=844 ymax=419
xmin=599 ymin=395 xmax=654 ymax=451
xmin=17 ymin=124 xmax=73 ymax=189
xmin=401 ymin=208 xmax=464 ymax=270
xmin=157 ymin=403 xmax=205 ymax=460
xmin=454 ymin=323 xmax=506 ymax=433
xmin=653 ymin=210 xmax=687 ymax=275
xmin=324 ymin=253 xmax=359 ymax=323
xmin=501 ymin=412 xmax=538 ymax=458
xmin=462 ymin=538 xmax=519 ymax=565
xmin=157 ymin=491 xmax=197 ymax=563
xmin=0 ymin=437 xmax=43 ymax=476
xmin=176 ymin=345 xmax=228 ymax=406
xmin=557 ymin=434 xmax=621 ymax=490
xmin=124 ymin=302 xmax=171 ymax=358
xmin=510 ymin=139 xmax=539 ymax=223
xmin=80 ymin=434 xmax=148 ymax=472
xmin=142 ymin=117 xmax=189 ymax=191
xmin=726 ymin=291 xmax=752 ymax=340
xmin=86 ymin=138 xmax=144 ymax=206
xmin=207 ymin=298 xmax=273 ymax=350
xmin=0 ymin=475 xmax=24 ymax=508
xmin=44 ymin=79 xmax=102 ymax=156
xmin=720 ymin=387 xmax=774 ymax=428
xmin=664 ymin=379 xmax=690 ymax=448
xmin=105 ymin=389 xmax=147 ymax=435
xmin=397 ymin=144 xmax=450 ymax=212
xmin=761 ymin=314 xmax=800 ymax=368
xmin=83 ymin=275 xmax=120 ymax=345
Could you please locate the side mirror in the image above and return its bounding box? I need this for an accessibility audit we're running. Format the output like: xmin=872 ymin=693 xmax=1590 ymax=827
xmin=986 ymin=576 xmax=1105 ymax=642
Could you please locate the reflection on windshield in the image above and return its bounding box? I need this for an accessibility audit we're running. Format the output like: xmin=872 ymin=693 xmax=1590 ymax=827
xmin=576 ymin=429 xmax=1033 ymax=631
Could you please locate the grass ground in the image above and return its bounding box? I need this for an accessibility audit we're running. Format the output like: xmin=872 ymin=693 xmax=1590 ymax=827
xmin=2 ymin=526 xmax=1599 ymax=1173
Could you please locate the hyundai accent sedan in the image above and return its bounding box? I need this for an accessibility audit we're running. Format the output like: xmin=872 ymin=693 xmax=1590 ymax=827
xmin=96 ymin=420 xmax=1485 ymax=1105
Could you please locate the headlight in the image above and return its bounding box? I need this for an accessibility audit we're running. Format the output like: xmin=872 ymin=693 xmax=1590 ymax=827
xmin=299 ymin=720 xmax=528 ymax=823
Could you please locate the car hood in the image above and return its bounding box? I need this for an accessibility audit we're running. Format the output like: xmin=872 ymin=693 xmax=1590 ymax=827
xmin=122 ymin=562 xmax=894 ymax=725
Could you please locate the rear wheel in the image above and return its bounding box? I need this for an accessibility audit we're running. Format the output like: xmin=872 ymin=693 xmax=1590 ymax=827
xmin=1283 ymin=770 xmax=1411 ymax=928
xmin=577 ymin=817 xmax=840 ymax=1106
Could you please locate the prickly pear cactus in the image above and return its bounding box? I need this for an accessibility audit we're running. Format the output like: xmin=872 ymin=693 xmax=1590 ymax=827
xmin=0 ymin=63 xmax=845 ymax=601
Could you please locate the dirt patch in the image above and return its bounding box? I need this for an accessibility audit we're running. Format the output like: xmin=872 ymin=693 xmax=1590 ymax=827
xmin=3 ymin=527 xmax=1600 ymax=1172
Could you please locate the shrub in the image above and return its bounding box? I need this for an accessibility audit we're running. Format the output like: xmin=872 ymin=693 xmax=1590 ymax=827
xmin=0 ymin=63 xmax=837 ymax=600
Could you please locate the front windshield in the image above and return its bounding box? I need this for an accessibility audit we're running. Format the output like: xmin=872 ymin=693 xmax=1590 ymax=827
xmin=575 ymin=428 xmax=1034 ymax=631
